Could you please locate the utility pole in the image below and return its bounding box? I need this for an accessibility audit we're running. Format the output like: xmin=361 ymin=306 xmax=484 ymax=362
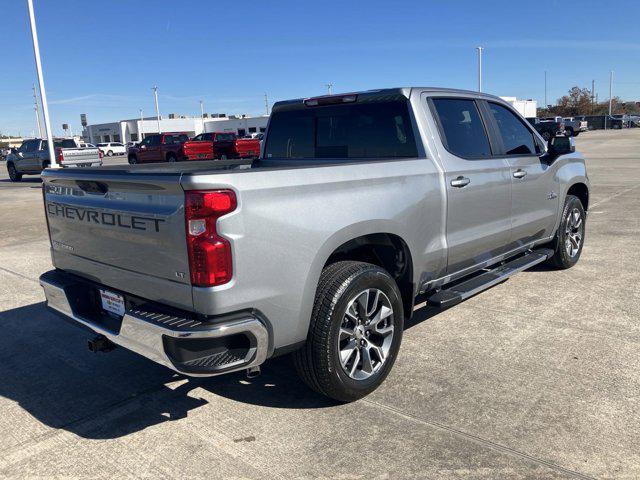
xmin=32 ymin=84 xmax=43 ymax=138
xmin=199 ymin=100 xmax=205 ymax=133
xmin=544 ymin=71 xmax=547 ymax=107
xmin=325 ymin=83 xmax=333 ymax=95
xmin=139 ymin=109 xmax=144 ymax=140
xmin=608 ymin=70 xmax=614 ymax=116
xmin=476 ymin=47 xmax=484 ymax=92
xmin=26 ymin=0 xmax=57 ymax=167
xmin=152 ymin=86 xmax=161 ymax=133
xmin=591 ymin=79 xmax=595 ymax=114
xmin=264 ymin=93 xmax=269 ymax=116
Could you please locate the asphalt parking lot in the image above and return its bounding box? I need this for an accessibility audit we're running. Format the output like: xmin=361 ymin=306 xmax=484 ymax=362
xmin=0 ymin=129 xmax=638 ymax=479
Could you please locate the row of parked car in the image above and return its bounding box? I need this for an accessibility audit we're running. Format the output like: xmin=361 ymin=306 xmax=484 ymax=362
xmin=125 ymin=132 xmax=262 ymax=164
xmin=525 ymin=114 xmax=640 ymax=140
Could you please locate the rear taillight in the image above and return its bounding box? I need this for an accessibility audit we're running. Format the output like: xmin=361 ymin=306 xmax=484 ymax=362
xmin=56 ymin=148 xmax=63 ymax=165
xmin=99 ymin=149 xmax=104 ymax=159
xmin=185 ymin=190 xmax=237 ymax=287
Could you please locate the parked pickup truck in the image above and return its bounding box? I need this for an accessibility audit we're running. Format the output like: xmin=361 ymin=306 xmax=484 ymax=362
xmin=192 ymin=132 xmax=239 ymax=159
xmin=39 ymin=88 xmax=589 ymax=402
xmin=6 ymin=138 xmax=102 ymax=182
xmin=127 ymin=133 xmax=213 ymax=164
xmin=235 ymin=136 xmax=261 ymax=159
xmin=562 ymin=117 xmax=588 ymax=137
xmin=526 ymin=117 xmax=565 ymax=140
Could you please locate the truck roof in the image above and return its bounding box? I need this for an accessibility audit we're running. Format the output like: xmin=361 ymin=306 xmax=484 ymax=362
xmin=272 ymin=87 xmax=507 ymax=112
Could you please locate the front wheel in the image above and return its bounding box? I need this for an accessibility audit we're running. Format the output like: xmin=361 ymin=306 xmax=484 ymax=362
xmin=128 ymin=155 xmax=137 ymax=165
xmin=547 ymin=195 xmax=586 ymax=269
xmin=293 ymin=261 xmax=404 ymax=402
xmin=7 ymin=163 xmax=22 ymax=182
xmin=106 ymin=150 xmax=113 ymax=156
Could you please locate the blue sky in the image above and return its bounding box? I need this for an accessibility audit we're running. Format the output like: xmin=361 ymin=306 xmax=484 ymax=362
xmin=1 ymin=0 xmax=639 ymax=136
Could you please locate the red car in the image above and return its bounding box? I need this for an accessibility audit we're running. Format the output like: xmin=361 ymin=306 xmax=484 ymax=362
xmin=127 ymin=133 xmax=213 ymax=164
xmin=192 ymin=132 xmax=245 ymax=159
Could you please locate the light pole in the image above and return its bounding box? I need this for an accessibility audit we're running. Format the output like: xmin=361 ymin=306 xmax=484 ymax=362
xmin=26 ymin=0 xmax=57 ymax=167
xmin=199 ymin=100 xmax=205 ymax=133
xmin=544 ymin=71 xmax=547 ymax=108
xmin=139 ymin=109 xmax=144 ymax=140
xmin=32 ymin=84 xmax=43 ymax=138
xmin=152 ymin=86 xmax=161 ymax=133
xmin=326 ymin=83 xmax=333 ymax=95
xmin=608 ymin=70 xmax=614 ymax=116
xmin=476 ymin=46 xmax=483 ymax=92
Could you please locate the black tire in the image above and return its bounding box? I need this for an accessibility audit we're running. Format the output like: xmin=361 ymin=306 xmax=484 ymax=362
xmin=293 ymin=261 xmax=404 ymax=402
xmin=106 ymin=150 xmax=113 ymax=156
xmin=166 ymin=153 xmax=177 ymax=163
xmin=547 ymin=195 xmax=586 ymax=269
xmin=542 ymin=131 xmax=551 ymax=141
xmin=128 ymin=155 xmax=137 ymax=164
xmin=7 ymin=163 xmax=22 ymax=182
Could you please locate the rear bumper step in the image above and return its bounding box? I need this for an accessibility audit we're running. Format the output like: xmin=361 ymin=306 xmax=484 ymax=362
xmin=427 ymin=249 xmax=553 ymax=308
xmin=39 ymin=270 xmax=269 ymax=377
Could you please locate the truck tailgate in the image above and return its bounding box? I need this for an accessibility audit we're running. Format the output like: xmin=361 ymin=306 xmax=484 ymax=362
xmin=182 ymin=140 xmax=213 ymax=159
xmin=60 ymin=147 xmax=102 ymax=166
xmin=42 ymin=168 xmax=194 ymax=310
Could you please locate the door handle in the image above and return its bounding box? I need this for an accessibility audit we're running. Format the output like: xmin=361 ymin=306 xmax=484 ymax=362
xmin=513 ymin=169 xmax=527 ymax=179
xmin=450 ymin=176 xmax=471 ymax=188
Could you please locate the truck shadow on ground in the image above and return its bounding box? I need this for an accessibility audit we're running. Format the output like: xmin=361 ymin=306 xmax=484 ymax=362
xmin=0 ymin=301 xmax=439 ymax=440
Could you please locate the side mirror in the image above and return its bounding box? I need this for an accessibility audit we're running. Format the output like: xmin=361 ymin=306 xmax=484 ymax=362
xmin=547 ymin=135 xmax=575 ymax=160
xmin=140 ymin=145 xmax=146 ymax=149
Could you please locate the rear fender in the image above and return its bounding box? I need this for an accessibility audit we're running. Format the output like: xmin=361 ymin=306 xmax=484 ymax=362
xmin=294 ymin=220 xmax=413 ymax=344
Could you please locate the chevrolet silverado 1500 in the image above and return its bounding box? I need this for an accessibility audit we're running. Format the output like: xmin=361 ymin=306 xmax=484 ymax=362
xmin=39 ymin=88 xmax=589 ymax=401
xmin=127 ymin=133 xmax=213 ymax=164
xmin=6 ymin=138 xmax=102 ymax=181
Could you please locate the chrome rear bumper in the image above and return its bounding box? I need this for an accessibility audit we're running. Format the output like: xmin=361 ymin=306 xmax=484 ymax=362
xmin=39 ymin=270 xmax=269 ymax=377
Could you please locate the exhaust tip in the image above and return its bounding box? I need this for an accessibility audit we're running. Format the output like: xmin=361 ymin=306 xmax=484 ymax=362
xmin=246 ymin=366 xmax=261 ymax=379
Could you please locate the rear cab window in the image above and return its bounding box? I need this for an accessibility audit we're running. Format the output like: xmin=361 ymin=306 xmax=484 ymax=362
xmin=430 ymin=98 xmax=492 ymax=159
xmin=264 ymin=99 xmax=418 ymax=160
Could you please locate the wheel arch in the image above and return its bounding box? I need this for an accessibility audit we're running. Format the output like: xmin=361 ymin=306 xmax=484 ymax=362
xmin=567 ymin=182 xmax=589 ymax=211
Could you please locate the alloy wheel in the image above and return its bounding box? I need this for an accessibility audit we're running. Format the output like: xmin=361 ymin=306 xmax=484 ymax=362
xmin=338 ymin=288 xmax=394 ymax=380
xmin=565 ymin=207 xmax=584 ymax=258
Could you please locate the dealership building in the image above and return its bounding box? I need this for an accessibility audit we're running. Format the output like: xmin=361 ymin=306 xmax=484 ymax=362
xmin=83 ymin=114 xmax=269 ymax=144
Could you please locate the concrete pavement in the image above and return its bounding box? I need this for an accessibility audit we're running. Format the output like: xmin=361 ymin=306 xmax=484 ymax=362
xmin=0 ymin=129 xmax=638 ymax=479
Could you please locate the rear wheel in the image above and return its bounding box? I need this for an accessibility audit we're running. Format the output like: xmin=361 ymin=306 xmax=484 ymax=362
xmin=547 ymin=195 xmax=586 ymax=269
xmin=293 ymin=261 xmax=404 ymax=402
xmin=166 ymin=153 xmax=177 ymax=163
xmin=128 ymin=155 xmax=137 ymax=165
xmin=7 ymin=163 xmax=22 ymax=182
xmin=106 ymin=150 xmax=113 ymax=156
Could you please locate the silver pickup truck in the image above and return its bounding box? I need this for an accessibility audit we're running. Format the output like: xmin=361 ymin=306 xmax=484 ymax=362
xmin=6 ymin=138 xmax=102 ymax=181
xmin=39 ymin=88 xmax=589 ymax=402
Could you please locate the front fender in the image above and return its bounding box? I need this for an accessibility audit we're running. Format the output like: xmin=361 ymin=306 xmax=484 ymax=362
xmin=551 ymin=153 xmax=589 ymax=234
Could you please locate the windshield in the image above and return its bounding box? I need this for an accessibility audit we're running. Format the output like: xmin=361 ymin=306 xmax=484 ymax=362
xmin=264 ymin=100 xmax=417 ymax=160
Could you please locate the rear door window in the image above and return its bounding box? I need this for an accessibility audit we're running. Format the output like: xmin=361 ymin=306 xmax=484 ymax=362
xmin=488 ymin=102 xmax=537 ymax=155
xmin=431 ymin=98 xmax=492 ymax=158
xmin=265 ymin=100 xmax=418 ymax=159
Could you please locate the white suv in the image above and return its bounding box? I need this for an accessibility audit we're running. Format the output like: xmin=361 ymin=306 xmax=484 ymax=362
xmin=97 ymin=142 xmax=126 ymax=156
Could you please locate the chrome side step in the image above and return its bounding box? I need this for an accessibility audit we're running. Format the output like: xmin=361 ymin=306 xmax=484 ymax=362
xmin=426 ymin=248 xmax=553 ymax=308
